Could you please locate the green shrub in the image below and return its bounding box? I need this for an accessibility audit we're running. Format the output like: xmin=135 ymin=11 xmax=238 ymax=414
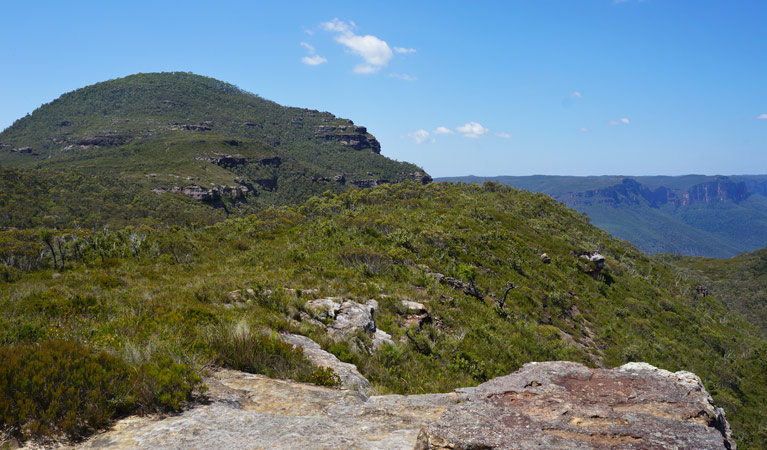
xmin=0 ymin=340 xmax=202 ymax=442
xmin=0 ymin=340 xmax=133 ymax=440
xmin=209 ymin=322 xmax=334 ymax=386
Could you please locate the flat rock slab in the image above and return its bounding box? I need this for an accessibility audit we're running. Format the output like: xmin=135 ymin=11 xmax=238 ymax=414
xmin=415 ymin=361 xmax=736 ymax=450
xmin=72 ymin=369 xmax=463 ymax=450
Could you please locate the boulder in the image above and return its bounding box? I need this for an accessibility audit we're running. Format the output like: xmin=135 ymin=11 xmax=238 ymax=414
xmin=281 ymin=333 xmax=371 ymax=394
xmin=303 ymin=298 xmax=393 ymax=349
xmin=402 ymin=300 xmax=430 ymax=328
xmin=415 ymin=361 xmax=736 ymax=450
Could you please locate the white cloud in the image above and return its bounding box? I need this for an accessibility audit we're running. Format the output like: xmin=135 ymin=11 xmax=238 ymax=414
xmin=571 ymin=91 xmax=583 ymax=98
xmin=320 ymin=18 xmax=355 ymax=33
xmin=302 ymin=55 xmax=328 ymax=66
xmin=456 ymin=122 xmax=489 ymax=138
xmin=408 ymin=129 xmax=430 ymax=144
xmin=579 ymin=127 xmax=590 ymax=132
xmin=321 ymin=18 xmax=393 ymax=74
xmin=495 ymin=132 xmax=512 ymax=139
xmin=757 ymin=114 xmax=767 ymax=120
xmin=608 ymin=120 xmax=619 ymax=126
xmin=434 ymin=126 xmax=454 ymax=135
xmin=620 ymin=117 xmax=630 ymax=124
xmin=389 ymin=73 xmax=417 ymax=81
xmin=609 ymin=118 xmax=630 ymax=126
xmin=394 ymin=46 xmax=416 ymax=54
xmin=300 ymin=42 xmax=327 ymax=66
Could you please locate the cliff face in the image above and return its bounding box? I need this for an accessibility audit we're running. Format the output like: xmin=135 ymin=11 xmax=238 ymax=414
xmin=66 ymin=361 xmax=735 ymax=450
xmin=561 ymin=177 xmax=749 ymax=208
xmin=679 ymin=180 xmax=749 ymax=206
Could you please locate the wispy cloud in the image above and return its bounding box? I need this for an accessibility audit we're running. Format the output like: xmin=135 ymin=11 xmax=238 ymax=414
xmin=300 ymin=42 xmax=327 ymax=66
xmin=579 ymin=127 xmax=590 ymax=132
xmin=302 ymin=55 xmax=328 ymax=65
xmin=394 ymin=46 xmax=416 ymax=54
xmin=408 ymin=129 xmax=430 ymax=144
xmin=571 ymin=91 xmax=583 ymax=98
xmin=757 ymin=113 xmax=767 ymax=120
xmin=456 ymin=122 xmax=489 ymax=138
xmin=620 ymin=117 xmax=630 ymax=124
xmin=495 ymin=132 xmax=512 ymax=139
xmin=320 ymin=18 xmax=397 ymax=74
xmin=434 ymin=126 xmax=454 ymax=135
xmin=389 ymin=73 xmax=417 ymax=81
xmin=609 ymin=118 xmax=630 ymax=126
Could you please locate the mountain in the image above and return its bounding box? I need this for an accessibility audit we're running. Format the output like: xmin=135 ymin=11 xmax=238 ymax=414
xmin=2 ymin=182 xmax=766 ymax=447
xmin=0 ymin=72 xmax=429 ymax=228
xmin=436 ymin=175 xmax=767 ymax=257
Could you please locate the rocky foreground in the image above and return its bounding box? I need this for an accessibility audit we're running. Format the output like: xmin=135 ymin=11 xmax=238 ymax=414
xmin=52 ymin=356 xmax=735 ymax=450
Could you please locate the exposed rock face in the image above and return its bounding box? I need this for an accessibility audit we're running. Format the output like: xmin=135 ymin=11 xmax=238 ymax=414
xmin=151 ymin=184 xmax=249 ymax=202
xmin=303 ymin=298 xmax=394 ymax=348
xmin=74 ymin=369 xmax=464 ymax=450
xmin=351 ymin=179 xmax=390 ymax=189
xmin=415 ymin=361 xmax=736 ymax=450
xmin=281 ymin=333 xmax=372 ymax=394
xmin=561 ymin=177 xmax=749 ymax=209
xmin=314 ymin=125 xmax=382 ymax=153
xmin=195 ymin=153 xmax=247 ymax=167
xmin=402 ymin=300 xmax=431 ymax=328
xmin=8 ymin=146 xmax=38 ymax=155
xmin=680 ymin=180 xmax=749 ymax=206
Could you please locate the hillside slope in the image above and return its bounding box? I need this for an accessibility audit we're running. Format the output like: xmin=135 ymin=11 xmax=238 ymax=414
xmin=0 ymin=72 xmax=429 ymax=227
xmin=437 ymin=175 xmax=767 ymax=257
xmin=1 ymin=182 xmax=765 ymax=447
xmin=660 ymin=248 xmax=767 ymax=336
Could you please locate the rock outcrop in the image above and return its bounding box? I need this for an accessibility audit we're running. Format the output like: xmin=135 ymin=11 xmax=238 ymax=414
xmin=314 ymin=125 xmax=382 ymax=153
xmin=151 ymin=184 xmax=249 ymax=202
xmin=415 ymin=361 xmax=736 ymax=450
xmin=61 ymin=361 xmax=734 ymax=450
xmin=73 ymin=369 xmax=464 ymax=450
xmin=281 ymin=333 xmax=372 ymax=394
xmin=303 ymin=298 xmax=394 ymax=348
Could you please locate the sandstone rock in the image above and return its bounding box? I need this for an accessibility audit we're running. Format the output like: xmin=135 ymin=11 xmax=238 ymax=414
xmin=351 ymin=179 xmax=390 ymax=189
xmin=281 ymin=333 xmax=371 ymax=394
xmin=74 ymin=369 xmax=463 ymax=450
xmin=402 ymin=300 xmax=430 ymax=328
xmin=303 ymin=298 xmax=393 ymax=349
xmin=313 ymin=125 xmax=381 ymax=153
xmin=415 ymin=361 xmax=736 ymax=450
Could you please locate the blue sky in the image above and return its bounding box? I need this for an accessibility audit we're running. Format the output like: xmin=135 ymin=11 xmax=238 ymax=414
xmin=1 ymin=0 xmax=765 ymax=177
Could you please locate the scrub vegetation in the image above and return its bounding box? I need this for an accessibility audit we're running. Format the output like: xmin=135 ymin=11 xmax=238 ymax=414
xmin=2 ymin=181 xmax=766 ymax=448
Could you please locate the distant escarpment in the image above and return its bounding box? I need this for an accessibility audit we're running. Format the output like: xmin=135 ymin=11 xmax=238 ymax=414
xmin=436 ymin=174 xmax=767 ymax=257
xmin=0 ymin=72 xmax=429 ymax=228
xmin=563 ymin=177 xmax=749 ymax=208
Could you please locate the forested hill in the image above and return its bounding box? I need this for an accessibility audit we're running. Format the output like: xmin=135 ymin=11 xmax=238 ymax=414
xmin=0 ymin=72 xmax=429 ymax=228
